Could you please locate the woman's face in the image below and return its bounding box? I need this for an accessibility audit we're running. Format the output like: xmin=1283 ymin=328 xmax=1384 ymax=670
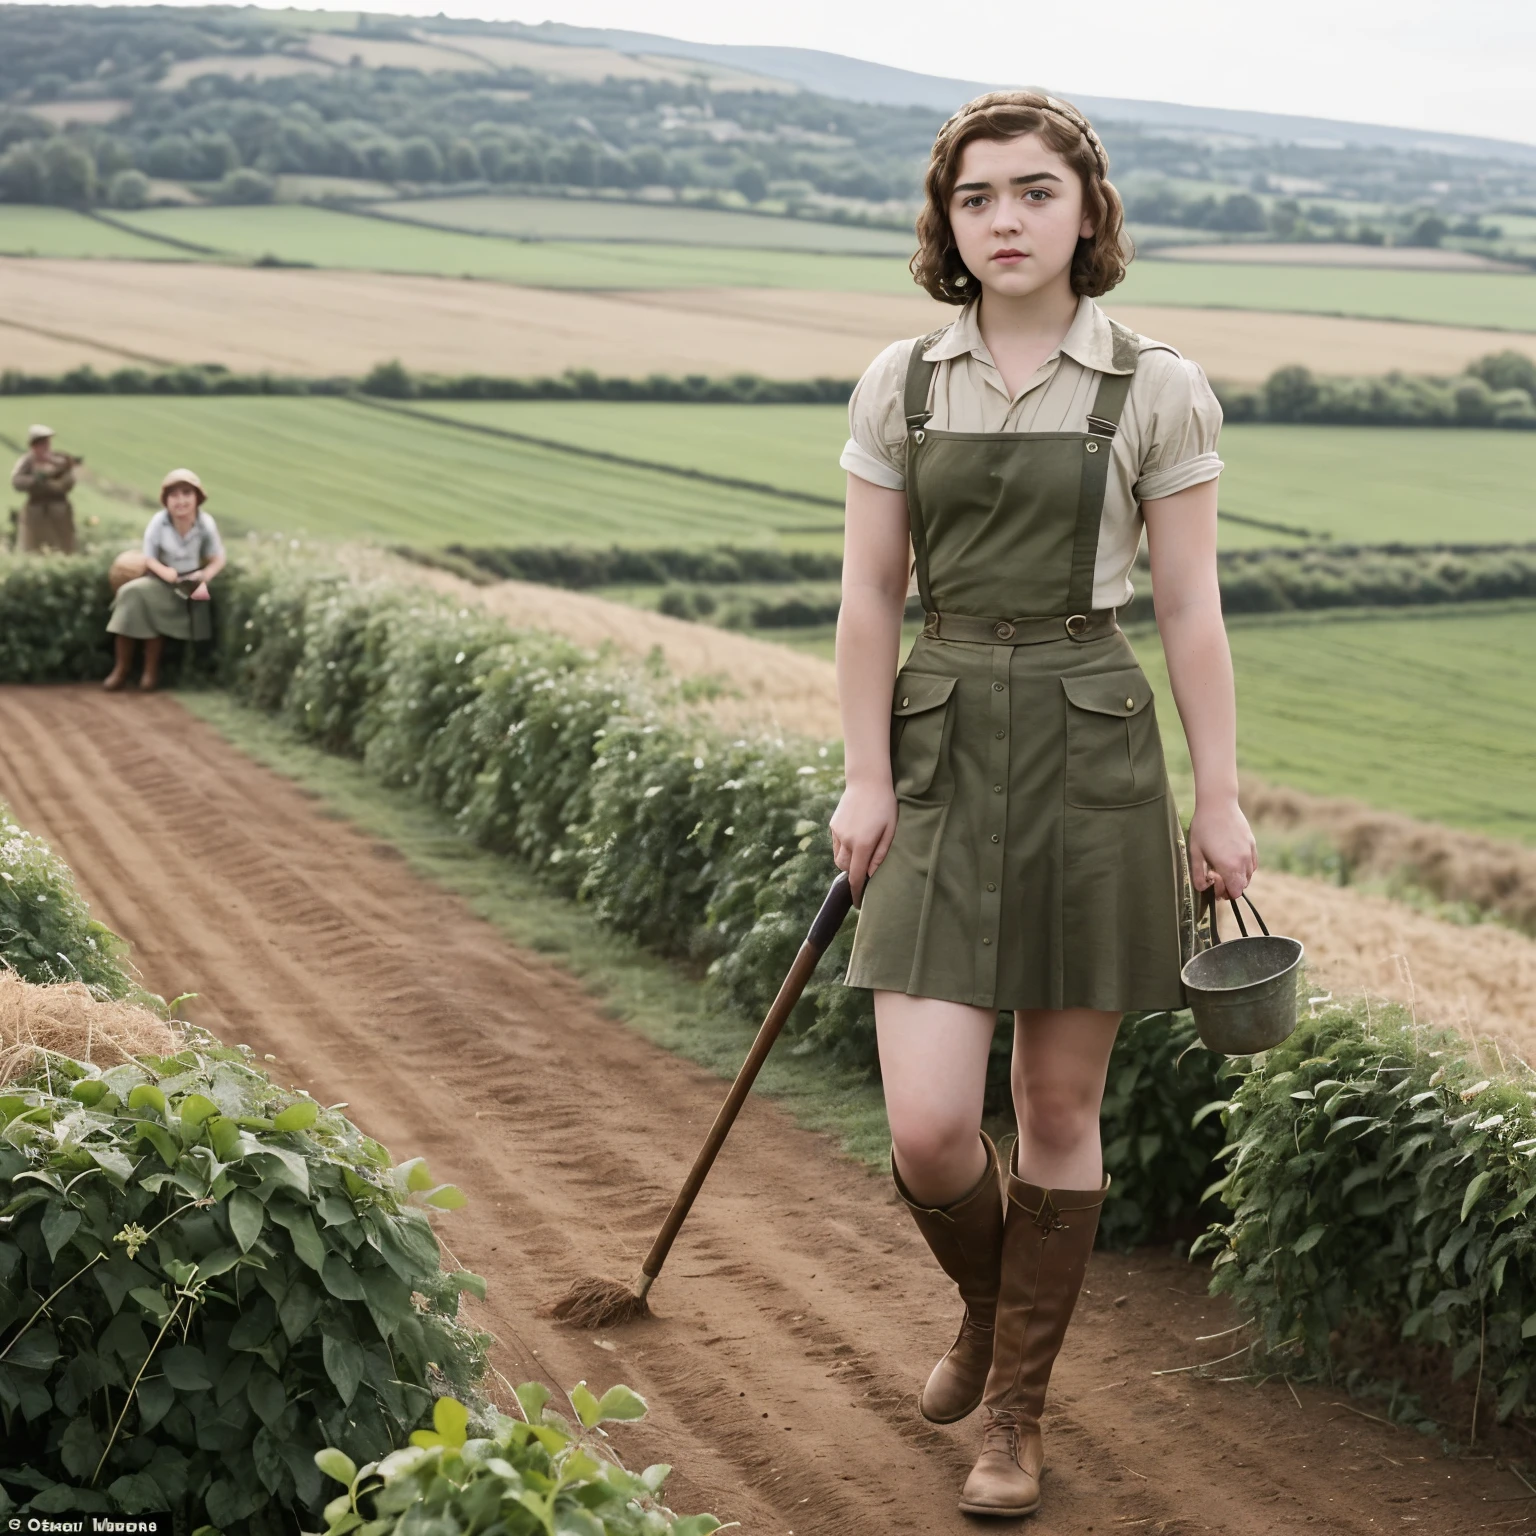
xmin=165 ymin=486 xmax=199 ymax=522
xmin=946 ymin=132 xmax=1093 ymax=302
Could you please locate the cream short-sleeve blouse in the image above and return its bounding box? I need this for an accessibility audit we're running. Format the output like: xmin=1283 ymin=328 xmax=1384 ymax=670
xmin=840 ymin=295 xmax=1224 ymax=610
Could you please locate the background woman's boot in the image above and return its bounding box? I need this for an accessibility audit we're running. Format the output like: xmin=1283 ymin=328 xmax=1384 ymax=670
xmin=958 ymin=1152 xmax=1107 ymax=1518
xmin=139 ymin=636 xmax=164 ymax=692
xmin=102 ymin=635 xmax=135 ymax=692
xmin=892 ymin=1132 xmax=1004 ymax=1423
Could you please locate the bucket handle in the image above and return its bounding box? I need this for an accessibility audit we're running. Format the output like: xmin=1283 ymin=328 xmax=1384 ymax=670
xmin=1201 ymin=887 xmax=1271 ymax=943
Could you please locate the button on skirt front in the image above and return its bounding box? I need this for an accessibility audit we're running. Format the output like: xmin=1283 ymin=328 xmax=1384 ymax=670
xmin=843 ymin=628 xmax=1191 ymax=1012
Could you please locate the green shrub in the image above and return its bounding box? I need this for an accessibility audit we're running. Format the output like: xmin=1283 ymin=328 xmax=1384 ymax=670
xmin=313 ymin=1387 xmax=721 ymax=1536
xmin=0 ymin=1033 xmax=489 ymax=1525
xmin=0 ymin=801 xmax=132 ymax=995
xmin=1196 ymin=1002 xmax=1536 ymax=1423
xmin=0 ymin=554 xmax=112 ymax=682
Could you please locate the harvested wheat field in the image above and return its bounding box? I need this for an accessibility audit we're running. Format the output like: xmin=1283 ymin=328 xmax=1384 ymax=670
xmin=0 ymin=317 xmax=154 ymax=373
xmin=6 ymin=258 xmax=1532 ymax=381
xmin=0 ymin=681 xmax=1525 ymax=1536
xmin=399 ymin=556 xmax=1536 ymax=1052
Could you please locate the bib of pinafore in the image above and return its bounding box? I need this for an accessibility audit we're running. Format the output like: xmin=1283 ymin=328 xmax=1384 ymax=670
xmin=843 ymin=319 xmax=1196 ymax=1012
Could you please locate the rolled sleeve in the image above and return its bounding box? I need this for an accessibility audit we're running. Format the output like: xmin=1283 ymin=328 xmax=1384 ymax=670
xmin=843 ymin=339 xmax=913 ymax=491
xmin=1133 ymin=355 xmax=1225 ymax=503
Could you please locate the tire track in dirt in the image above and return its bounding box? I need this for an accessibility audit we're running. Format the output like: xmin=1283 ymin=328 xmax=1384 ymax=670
xmin=0 ymin=683 xmax=1523 ymax=1535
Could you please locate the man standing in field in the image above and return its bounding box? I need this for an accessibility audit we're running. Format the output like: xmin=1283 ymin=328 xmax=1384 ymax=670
xmin=10 ymin=425 xmax=78 ymax=554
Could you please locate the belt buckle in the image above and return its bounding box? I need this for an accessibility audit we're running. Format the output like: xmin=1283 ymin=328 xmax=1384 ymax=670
xmin=922 ymin=610 xmax=941 ymax=638
xmin=993 ymin=620 xmax=1016 ymax=641
xmin=1064 ymin=613 xmax=1090 ymax=638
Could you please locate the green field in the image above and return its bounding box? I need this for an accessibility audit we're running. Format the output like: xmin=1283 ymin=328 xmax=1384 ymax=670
xmin=0 ymin=396 xmax=841 ymax=547
xmin=0 ymin=205 xmax=186 ymax=260
xmin=111 ymin=205 xmax=916 ymax=291
xmin=377 ymin=194 xmax=919 ymax=255
xmin=1120 ymin=257 xmax=1536 ymax=332
xmin=1135 ymin=604 xmax=1536 ymax=843
xmin=408 ymin=403 xmax=1536 ymax=548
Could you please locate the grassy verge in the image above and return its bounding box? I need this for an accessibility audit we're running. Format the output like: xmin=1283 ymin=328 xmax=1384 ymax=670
xmin=179 ymin=689 xmax=897 ymax=1167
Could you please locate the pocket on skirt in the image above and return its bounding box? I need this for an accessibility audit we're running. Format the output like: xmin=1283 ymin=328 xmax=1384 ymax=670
xmin=890 ymin=671 xmax=957 ymax=801
xmin=1061 ymin=667 xmax=1164 ymax=809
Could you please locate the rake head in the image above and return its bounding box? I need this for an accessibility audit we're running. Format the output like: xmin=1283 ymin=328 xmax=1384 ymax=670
xmin=544 ymin=1274 xmax=652 ymax=1330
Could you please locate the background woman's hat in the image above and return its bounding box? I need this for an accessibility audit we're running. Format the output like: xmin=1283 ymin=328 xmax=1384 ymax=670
xmin=27 ymin=424 xmax=55 ymax=443
xmin=159 ymin=467 xmax=206 ymax=504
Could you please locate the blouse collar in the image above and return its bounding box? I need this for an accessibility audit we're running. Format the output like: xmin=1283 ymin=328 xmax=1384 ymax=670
xmin=923 ymin=294 xmax=1132 ymax=377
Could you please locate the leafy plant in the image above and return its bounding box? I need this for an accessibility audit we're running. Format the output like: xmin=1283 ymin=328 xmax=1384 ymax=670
xmin=314 ymin=1385 xmax=723 ymax=1536
xmin=0 ymin=554 xmax=112 ymax=683
xmin=0 ymin=1033 xmax=488 ymax=1526
xmin=1195 ymin=1000 xmax=1536 ymax=1424
xmin=0 ymin=801 xmax=133 ymax=995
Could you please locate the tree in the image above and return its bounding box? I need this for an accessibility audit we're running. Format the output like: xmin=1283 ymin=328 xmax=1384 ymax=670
xmin=1468 ymin=349 xmax=1536 ymax=396
xmin=447 ymin=138 xmax=482 ymax=181
xmin=630 ymin=145 xmax=665 ymax=186
xmin=0 ymin=142 xmax=43 ymax=203
xmin=40 ymin=137 xmax=95 ymax=205
xmin=1403 ymin=213 xmax=1447 ymax=248
xmin=1208 ymin=193 xmax=1266 ymax=233
xmin=564 ymin=139 xmax=598 ymax=187
xmin=145 ymin=132 xmax=193 ymax=180
xmin=107 ymin=167 xmax=150 ymax=208
xmin=1263 ymin=365 xmax=1320 ymax=421
xmin=359 ymin=136 xmax=401 ymax=181
xmin=733 ymin=163 xmax=768 ymax=203
xmin=399 ymin=135 xmax=443 ymax=182
xmin=213 ymin=166 xmax=273 ymax=204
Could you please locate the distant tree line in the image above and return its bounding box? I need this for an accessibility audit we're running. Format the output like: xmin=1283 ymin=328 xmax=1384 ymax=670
xmin=7 ymin=354 xmax=1534 ymax=428
xmin=4 ymin=5 xmax=1536 ymax=226
xmin=1215 ymin=351 xmax=1536 ymax=428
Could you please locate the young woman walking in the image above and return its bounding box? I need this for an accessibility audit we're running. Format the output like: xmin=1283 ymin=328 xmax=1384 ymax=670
xmin=831 ymin=91 xmax=1257 ymax=1518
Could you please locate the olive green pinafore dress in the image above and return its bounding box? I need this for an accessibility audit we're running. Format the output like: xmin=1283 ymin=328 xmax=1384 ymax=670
xmin=844 ymin=320 xmax=1197 ymax=1012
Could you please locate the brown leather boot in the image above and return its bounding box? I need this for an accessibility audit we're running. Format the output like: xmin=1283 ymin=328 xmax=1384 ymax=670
xmin=139 ymin=636 xmax=164 ymax=692
xmin=892 ymin=1133 xmax=1003 ymax=1424
xmin=957 ymin=1152 xmax=1107 ymax=1518
xmin=103 ymin=635 xmax=135 ymax=692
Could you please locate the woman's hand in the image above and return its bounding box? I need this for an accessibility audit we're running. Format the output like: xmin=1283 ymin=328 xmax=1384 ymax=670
xmin=1188 ymin=797 xmax=1258 ymax=901
xmin=830 ymin=779 xmax=898 ymax=904
xmin=189 ymin=581 xmax=210 ymax=601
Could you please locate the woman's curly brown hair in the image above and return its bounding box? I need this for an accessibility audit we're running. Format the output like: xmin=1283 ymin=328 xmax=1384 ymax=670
xmin=911 ymin=90 xmax=1131 ymax=304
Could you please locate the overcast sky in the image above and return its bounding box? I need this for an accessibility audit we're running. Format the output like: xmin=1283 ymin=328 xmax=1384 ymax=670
xmin=62 ymin=0 xmax=1536 ymax=146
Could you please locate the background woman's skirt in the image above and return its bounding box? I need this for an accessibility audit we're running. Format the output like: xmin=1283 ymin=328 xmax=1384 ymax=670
xmin=107 ymin=576 xmax=211 ymax=642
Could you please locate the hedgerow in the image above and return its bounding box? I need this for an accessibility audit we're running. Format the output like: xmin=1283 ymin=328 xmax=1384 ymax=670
xmin=209 ymin=559 xmax=1223 ymax=1248
xmin=1 ymin=799 xmax=132 ymax=996
xmin=1196 ymin=1002 xmax=1536 ymax=1424
xmin=0 ymin=1031 xmax=489 ymax=1525
xmin=0 ymin=553 xmax=113 ymax=683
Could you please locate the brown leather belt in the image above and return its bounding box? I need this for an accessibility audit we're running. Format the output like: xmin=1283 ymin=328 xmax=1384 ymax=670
xmin=920 ymin=609 xmax=1119 ymax=645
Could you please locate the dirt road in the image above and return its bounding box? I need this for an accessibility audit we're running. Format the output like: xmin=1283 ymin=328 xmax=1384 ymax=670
xmin=0 ymin=684 xmax=1524 ymax=1534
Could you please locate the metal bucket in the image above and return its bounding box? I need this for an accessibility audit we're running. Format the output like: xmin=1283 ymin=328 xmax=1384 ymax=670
xmin=1181 ymin=893 xmax=1304 ymax=1055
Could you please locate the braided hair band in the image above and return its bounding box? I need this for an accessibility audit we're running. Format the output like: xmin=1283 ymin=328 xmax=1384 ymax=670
xmin=938 ymin=89 xmax=1111 ymax=177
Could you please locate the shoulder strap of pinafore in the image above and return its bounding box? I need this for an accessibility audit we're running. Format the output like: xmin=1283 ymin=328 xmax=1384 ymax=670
xmin=902 ymin=327 xmax=951 ymax=613
xmin=1064 ymin=318 xmax=1141 ymax=614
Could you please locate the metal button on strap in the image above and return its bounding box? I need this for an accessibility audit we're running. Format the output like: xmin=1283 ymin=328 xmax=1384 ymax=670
xmin=991 ymin=834 xmax=1000 ymax=843
xmin=901 ymin=696 xmax=909 ymax=707
xmin=1086 ymin=440 xmax=1100 ymax=454
xmin=982 ymin=938 xmax=991 ymax=946
xmin=992 ymin=681 xmax=1005 ymax=692
xmin=987 ymin=883 xmax=996 ymax=892
xmin=914 ymin=429 xmax=926 ymax=443
xmin=1125 ymin=697 xmax=1135 ymax=710
xmin=993 ymin=784 xmax=1003 ymax=794
xmin=994 ymin=621 xmax=1015 ymax=640
xmin=995 ymin=729 xmax=1005 ymax=740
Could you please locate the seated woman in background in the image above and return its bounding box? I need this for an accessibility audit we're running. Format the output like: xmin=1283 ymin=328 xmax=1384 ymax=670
xmin=104 ymin=468 xmax=225 ymax=692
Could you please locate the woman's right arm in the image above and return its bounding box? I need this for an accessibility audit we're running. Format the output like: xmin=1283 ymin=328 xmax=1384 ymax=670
xmin=830 ymin=472 xmax=911 ymax=900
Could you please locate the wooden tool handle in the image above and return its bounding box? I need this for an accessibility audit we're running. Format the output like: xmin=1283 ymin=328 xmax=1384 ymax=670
xmin=640 ymin=872 xmax=853 ymax=1283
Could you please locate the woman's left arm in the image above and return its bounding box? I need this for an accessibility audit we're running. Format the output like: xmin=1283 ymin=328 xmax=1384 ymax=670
xmin=1143 ymin=480 xmax=1256 ymax=899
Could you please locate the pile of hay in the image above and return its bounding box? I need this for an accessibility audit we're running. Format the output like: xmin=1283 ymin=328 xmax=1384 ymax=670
xmin=0 ymin=973 xmax=179 ymax=1085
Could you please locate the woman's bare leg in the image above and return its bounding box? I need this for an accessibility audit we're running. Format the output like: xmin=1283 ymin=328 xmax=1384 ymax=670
xmin=876 ymin=990 xmax=997 ymax=1206
xmin=1011 ymin=1009 xmax=1122 ymax=1189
